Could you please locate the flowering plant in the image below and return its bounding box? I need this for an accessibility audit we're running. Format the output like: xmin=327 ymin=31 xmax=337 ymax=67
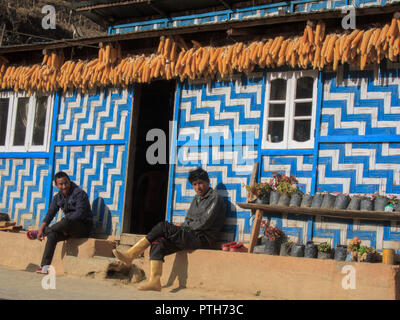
xmin=348 ymin=237 xmax=362 ymax=251
xmin=269 ymin=173 xmax=299 ymax=195
xmin=388 ymin=194 xmax=399 ymax=205
xmin=372 ymin=191 xmax=387 ymax=199
xmin=261 ymin=220 xmax=285 ymax=241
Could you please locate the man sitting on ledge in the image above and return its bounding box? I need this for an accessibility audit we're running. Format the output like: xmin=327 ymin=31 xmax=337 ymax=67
xmin=113 ymin=167 xmax=226 ymax=291
xmin=27 ymin=171 xmax=93 ymax=274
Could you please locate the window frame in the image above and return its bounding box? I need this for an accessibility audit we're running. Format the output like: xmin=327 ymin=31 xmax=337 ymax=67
xmin=0 ymin=91 xmax=53 ymax=153
xmin=261 ymin=70 xmax=318 ymax=150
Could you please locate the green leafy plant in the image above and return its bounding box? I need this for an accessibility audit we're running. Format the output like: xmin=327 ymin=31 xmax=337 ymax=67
xmin=245 ymin=182 xmax=271 ymax=201
xmin=269 ymin=172 xmax=299 ymax=195
xmin=317 ymin=242 xmax=332 ymax=253
xmin=358 ymin=246 xmax=376 ymax=262
xmin=372 ymin=192 xmax=388 ymax=199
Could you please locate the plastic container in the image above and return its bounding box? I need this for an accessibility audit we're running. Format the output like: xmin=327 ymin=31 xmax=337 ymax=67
xmin=334 ymin=194 xmax=350 ymax=210
xmin=374 ymin=197 xmax=388 ymax=211
xmin=304 ymin=241 xmax=318 ymax=258
xmin=269 ymin=191 xmax=280 ymax=205
xmin=317 ymin=251 xmax=332 ymax=259
xmin=277 ymin=193 xmax=291 ymax=206
xmin=311 ymin=194 xmax=324 ymax=208
xmin=334 ymin=245 xmax=347 ymax=261
xmin=255 ymin=193 xmax=269 ymax=204
xmin=300 ymin=194 xmax=313 ymax=208
xmin=382 ymin=249 xmax=395 ymax=265
xmin=347 ymin=197 xmax=360 ymax=210
xmin=291 ymin=244 xmax=305 ymax=257
xmin=264 ymin=239 xmax=281 ymax=255
xmin=360 ymin=197 xmax=374 ymax=211
xmin=321 ymin=194 xmax=336 ymax=209
xmin=289 ymin=192 xmax=302 ymax=207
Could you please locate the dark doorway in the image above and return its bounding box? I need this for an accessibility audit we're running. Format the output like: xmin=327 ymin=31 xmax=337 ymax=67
xmin=128 ymin=80 xmax=176 ymax=234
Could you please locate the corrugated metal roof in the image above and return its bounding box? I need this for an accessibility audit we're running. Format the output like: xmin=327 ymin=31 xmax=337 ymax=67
xmin=71 ymin=0 xmax=283 ymax=26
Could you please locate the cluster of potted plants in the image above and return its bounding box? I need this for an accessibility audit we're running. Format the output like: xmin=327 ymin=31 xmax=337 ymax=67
xmin=246 ymin=174 xmax=400 ymax=212
xmin=254 ymin=224 xmax=378 ymax=263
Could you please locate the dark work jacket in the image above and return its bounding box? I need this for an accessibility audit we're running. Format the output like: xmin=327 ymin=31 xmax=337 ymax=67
xmin=43 ymin=182 xmax=93 ymax=225
xmin=181 ymin=187 xmax=226 ymax=244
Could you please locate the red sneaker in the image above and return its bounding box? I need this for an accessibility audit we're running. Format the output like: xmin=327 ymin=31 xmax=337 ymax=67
xmin=222 ymin=241 xmax=237 ymax=251
xmin=27 ymin=230 xmax=38 ymax=240
xmin=230 ymin=242 xmax=248 ymax=253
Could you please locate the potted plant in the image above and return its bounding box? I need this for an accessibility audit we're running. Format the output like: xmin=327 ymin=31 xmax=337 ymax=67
xmin=291 ymin=242 xmax=305 ymax=257
xmin=300 ymin=193 xmax=313 ymax=208
xmin=317 ymin=242 xmax=333 ymax=259
xmin=280 ymin=240 xmax=294 ymax=256
xmin=388 ymin=195 xmax=400 ymax=212
xmin=289 ymin=189 xmax=303 ymax=207
xmin=358 ymin=246 xmax=376 ymax=263
xmin=373 ymin=192 xmax=389 ymax=211
xmin=360 ymin=194 xmax=374 ymax=211
xmin=245 ymin=182 xmax=271 ymax=204
xmin=333 ymin=192 xmax=350 ymax=210
xmin=261 ymin=220 xmax=285 ymax=256
xmin=321 ymin=192 xmax=337 ymax=209
xmin=304 ymin=240 xmax=318 ymax=258
xmin=334 ymin=244 xmax=348 ymax=261
xmin=347 ymin=194 xmax=361 ymax=210
xmin=346 ymin=237 xmax=362 ymax=261
xmin=311 ymin=189 xmax=325 ymax=208
xmin=269 ymin=173 xmax=298 ymax=207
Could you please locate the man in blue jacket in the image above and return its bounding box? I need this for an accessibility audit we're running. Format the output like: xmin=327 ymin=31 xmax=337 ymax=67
xmin=113 ymin=167 xmax=226 ymax=291
xmin=27 ymin=171 xmax=93 ymax=274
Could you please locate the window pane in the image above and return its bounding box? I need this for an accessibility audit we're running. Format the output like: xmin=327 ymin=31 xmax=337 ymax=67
xmin=295 ymin=102 xmax=312 ymax=116
xmin=268 ymin=103 xmax=285 ymax=117
xmin=270 ymin=79 xmax=286 ymax=100
xmin=268 ymin=121 xmax=284 ymax=143
xmin=293 ymin=120 xmax=311 ymax=142
xmin=32 ymin=96 xmax=48 ymax=146
xmin=13 ymin=97 xmax=29 ymax=146
xmin=0 ymin=98 xmax=9 ymax=146
xmin=296 ymin=77 xmax=314 ymax=99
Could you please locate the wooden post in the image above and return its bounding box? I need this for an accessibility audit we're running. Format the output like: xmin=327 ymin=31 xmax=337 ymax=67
xmin=249 ymin=209 xmax=263 ymax=253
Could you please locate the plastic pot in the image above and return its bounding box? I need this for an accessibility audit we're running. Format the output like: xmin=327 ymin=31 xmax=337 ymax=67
xmin=253 ymin=245 xmax=267 ymax=254
xmin=334 ymin=194 xmax=350 ymax=210
xmin=291 ymin=244 xmax=305 ymax=257
xmin=269 ymin=191 xmax=280 ymax=205
xmin=277 ymin=193 xmax=291 ymax=206
xmin=317 ymin=251 xmax=332 ymax=259
xmin=311 ymin=194 xmax=324 ymax=208
xmin=334 ymin=245 xmax=347 ymax=261
xmin=347 ymin=197 xmax=360 ymax=210
xmin=360 ymin=197 xmax=373 ymax=211
xmin=395 ymin=202 xmax=400 ymax=212
xmin=279 ymin=243 xmax=292 ymax=256
xmin=289 ymin=192 xmax=303 ymax=207
xmin=321 ymin=194 xmax=336 ymax=209
xmin=264 ymin=239 xmax=281 ymax=255
xmin=255 ymin=193 xmax=270 ymax=205
xmin=359 ymin=252 xmax=375 ymax=263
xmin=304 ymin=241 xmax=318 ymax=258
xmin=374 ymin=197 xmax=388 ymax=211
xmin=300 ymin=194 xmax=313 ymax=208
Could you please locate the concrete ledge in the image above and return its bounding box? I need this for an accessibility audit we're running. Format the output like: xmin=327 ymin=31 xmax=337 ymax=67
xmin=0 ymin=231 xmax=116 ymax=275
xmin=140 ymin=249 xmax=400 ymax=300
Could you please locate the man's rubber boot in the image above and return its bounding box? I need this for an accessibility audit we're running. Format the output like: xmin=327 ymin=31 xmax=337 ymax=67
xmin=138 ymin=260 xmax=162 ymax=291
xmin=112 ymin=237 xmax=150 ymax=266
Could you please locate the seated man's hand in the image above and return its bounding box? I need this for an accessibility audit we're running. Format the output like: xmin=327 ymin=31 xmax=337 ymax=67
xmin=37 ymin=230 xmax=45 ymax=241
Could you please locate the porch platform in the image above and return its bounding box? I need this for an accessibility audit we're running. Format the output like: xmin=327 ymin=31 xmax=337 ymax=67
xmin=0 ymin=231 xmax=399 ymax=299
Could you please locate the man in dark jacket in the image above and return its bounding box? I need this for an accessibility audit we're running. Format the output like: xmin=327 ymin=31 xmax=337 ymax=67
xmin=27 ymin=171 xmax=93 ymax=274
xmin=113 ymin=167 xmax=226 ymax=291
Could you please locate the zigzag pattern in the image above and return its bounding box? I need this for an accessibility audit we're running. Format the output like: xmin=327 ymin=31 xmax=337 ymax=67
xmin=178 ymin=76 xmax=263 ymax=146
xmin=321 ymin=67 xmax=400 ymax=137
xmin=317 ymin=142 xmax=400 ymax=195
xmin=171 ymin=144 xmax=258 ymax=242
xmin=0 ymin=158 xmax=49 ymax=229
xmin=57 ymin=88 xmax=131 ymax=142
xmin=54 ymin=144 xmax=126 ymax=234
xmin=261 ymin=155 xmax=314 ymax=193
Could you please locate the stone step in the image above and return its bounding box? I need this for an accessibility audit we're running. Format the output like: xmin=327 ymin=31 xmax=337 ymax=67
xmin=119 ymin=233 xmax=145 ymax=246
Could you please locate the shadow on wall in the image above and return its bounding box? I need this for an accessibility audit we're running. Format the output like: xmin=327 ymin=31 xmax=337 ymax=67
xmin=91 ymin=197 xmax=115 ymax=238
xmin=216 ymin=183 xmax=237 ymax=242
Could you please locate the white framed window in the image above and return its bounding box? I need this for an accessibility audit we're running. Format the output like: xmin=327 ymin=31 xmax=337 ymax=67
xmin=0 ymin=91 xmax=53 ymax=152
xmin=261 ymin=70 xmax=318 ymax=149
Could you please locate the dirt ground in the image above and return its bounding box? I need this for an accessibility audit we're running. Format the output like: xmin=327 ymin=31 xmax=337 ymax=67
xmin=0 ymin=265 xmax=277 ymax=300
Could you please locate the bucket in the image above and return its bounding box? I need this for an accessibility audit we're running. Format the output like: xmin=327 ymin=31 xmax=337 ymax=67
xmin=382 ymin=249 xmax=395 ymax=265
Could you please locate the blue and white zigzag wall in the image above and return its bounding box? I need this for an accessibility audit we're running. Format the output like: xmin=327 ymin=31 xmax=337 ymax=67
xmin=0 ymin=88 xmax=132 ymax=235
xmin=169 ymin=63 xmax=400 ymax=250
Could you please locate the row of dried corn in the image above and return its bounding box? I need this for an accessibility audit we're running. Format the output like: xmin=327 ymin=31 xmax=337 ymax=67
xmin=1 ymin=18 xmax=400 ymax=93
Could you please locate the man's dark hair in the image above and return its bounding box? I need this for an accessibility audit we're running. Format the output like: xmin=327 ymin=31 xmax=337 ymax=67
xmin=54 ymin=171 xmax=70 ymax=182
xmin=188 ymin=167 xmax=209 ymax=184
